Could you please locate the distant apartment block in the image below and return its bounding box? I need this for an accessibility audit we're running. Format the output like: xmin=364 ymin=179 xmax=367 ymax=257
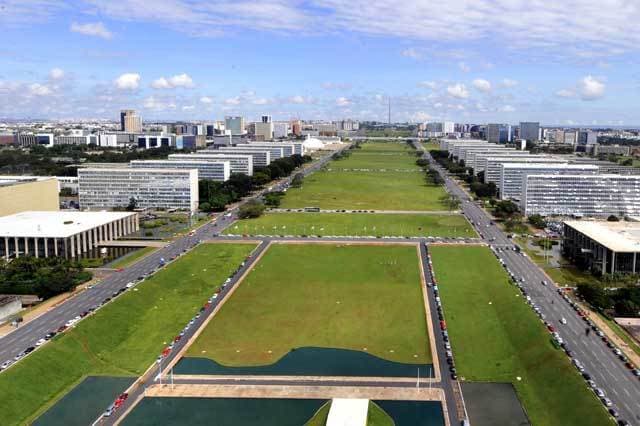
xmin=216 ymin=147 xmax=271 ymax=166
xmin=120 ymin=109 xmax=143 ymax=133
xmin=78 ymin=168 xmax=199 ymax=211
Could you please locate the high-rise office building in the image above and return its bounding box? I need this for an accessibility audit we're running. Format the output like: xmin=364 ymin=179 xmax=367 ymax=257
xmin=519 ymin=122 xmax=540 ymax=141
xmin=225 ymin=116 xmax=246 ymax=135
xmin=120 ymin=110 xmax=142 ymax=133
xmin=486 ymin=123 xmax=512 ymax=143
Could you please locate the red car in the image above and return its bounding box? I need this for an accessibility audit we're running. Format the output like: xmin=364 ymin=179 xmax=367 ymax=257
xmin=440 ymin=320 xmax=447 ymax=330
xmin=547 ymin=325 xmax=556 ymax=333
xmin=174 ymin=335 xmax=181 ymax=343
xmin=118 ymin=392 xmax=128 ymax=401
xmin=116 ymin=268 xmax=124 ymax=272
xmin=204 ymin=302 xmax=211 ymax=309
xmin=162 ymin=347 xmax=171 ymax=357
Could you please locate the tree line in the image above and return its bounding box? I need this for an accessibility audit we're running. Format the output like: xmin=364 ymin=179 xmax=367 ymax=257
xmin=0 ymin=256 xmax=92 ymax=300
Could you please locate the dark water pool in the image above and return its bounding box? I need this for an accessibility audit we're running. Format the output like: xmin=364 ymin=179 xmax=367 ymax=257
xmin=121 ymin=398 xmax=326 ymax=426
xmin=176 ymin=347 xmax=434 ymax=378
xmin=34 ymin=376 xmax=135 ymax=426
xmin=375 ymin=400 xmax=445 ymax=426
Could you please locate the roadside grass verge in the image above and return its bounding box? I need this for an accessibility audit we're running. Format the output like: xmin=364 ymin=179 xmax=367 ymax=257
xmin=0 ymin=243 xmax=256 ymax=426
xmin=429 ymin=245 xmax=611 ymax=426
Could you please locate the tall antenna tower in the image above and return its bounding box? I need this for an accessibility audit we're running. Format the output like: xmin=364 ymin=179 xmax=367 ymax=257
xmin=388 ymin=96 xmax=391 ymax=124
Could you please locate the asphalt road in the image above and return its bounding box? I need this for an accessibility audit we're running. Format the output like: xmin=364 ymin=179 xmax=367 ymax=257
xmin=417 ymin=141 xmax=640 ymax=425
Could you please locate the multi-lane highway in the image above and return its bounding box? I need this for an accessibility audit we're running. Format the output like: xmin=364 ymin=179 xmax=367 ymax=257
xmin=417 ymin=141 xmax=640 ymax=425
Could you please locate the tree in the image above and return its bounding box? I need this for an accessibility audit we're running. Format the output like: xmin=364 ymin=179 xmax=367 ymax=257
xmin=251 ymin=171 xmax=271 ymax=187
xmin=126 ymin=197 xmax=138 ymax=211
xmin=416 ymin=158 xmax=429 ymax=168
xmin=238 ymin=200 xmax=266 ymax=219
xmin=607 ymin=215 xmax=620 ymax=222
xmin=493 ymin=200 xmax=520 ymax=219
xmin=263 ymin=192 xmax=284 ymax=207
xmin=291 ymin=173 xmax=304 ymax=188
xmin=621 ymin=158 xmax=633 ymax=166
xmin=199 ymin=202 xmax=212 ymax=212
xmin=528 ymin=214 xmax=547 ymax=229
xmin=439 ymin=194 xmax=461 ymax=211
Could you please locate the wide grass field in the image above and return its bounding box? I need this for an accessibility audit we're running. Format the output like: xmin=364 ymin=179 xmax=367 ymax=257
xmin=224 ymin=212 xmax=476 ymax=238
xmin=280 ymin=141 xmax=447 ymax=211
xmin=429 ymin=245 xmax=610 ymax=426
xmin=187 ymin=243 xmax=430 ymax=365
xmin=280 ymin=170 xmax=446 ymax=211
xmin=0 ymin=243 xmax=256 ymax=426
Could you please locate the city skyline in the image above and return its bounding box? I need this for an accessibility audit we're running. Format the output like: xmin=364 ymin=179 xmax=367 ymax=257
xmin=1 ymin=1 xmax=639 ymax=124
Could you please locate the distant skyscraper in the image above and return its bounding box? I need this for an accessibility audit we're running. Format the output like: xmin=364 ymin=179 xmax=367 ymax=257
xmin=519 ymin=122 xmax=540 ymax=141
xmin=261 ymin=115 xmax=272 ymax=123
xmin=120 ymin=109 xmax=142 ymax=133
xmin=487 ymin=123 xmax=512 ymax=143
xmin=577 ymin=130 xmax=598 ymax=146
xmin=225 ymin=116 xmax=246 ymax=135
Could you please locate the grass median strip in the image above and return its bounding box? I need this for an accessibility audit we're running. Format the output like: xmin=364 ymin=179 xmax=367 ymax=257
xmin=429 ymin=245 xmax=610 ymax=426
xmin=0 ymin=243 xmax=256 ymax=426
xmin=224 ymin=212 xmax=475 ymax=238
xmin=187 ymin=243 xmax=431 ymax=365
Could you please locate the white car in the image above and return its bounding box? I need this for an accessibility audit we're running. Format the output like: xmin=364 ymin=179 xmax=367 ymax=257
xmin=560 ymin=317 xmax=567 ymax=325
xmin=35 ymin=338 xmax=46 ymax=347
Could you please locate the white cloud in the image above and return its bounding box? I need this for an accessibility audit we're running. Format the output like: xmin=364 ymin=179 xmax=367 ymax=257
xmin=500 ymin=105 xmax=516 ymax=112
xmin=70 ymin=22 xmax=112 ymax=39
xmin=288 ymin=95 xmax=310 ymax=104
xmin=143 ymin=96 xmax=176 ymax=111
xmin=472 ymin=78 xmax=491 ymax=92
xmin=411 ymin=111 xmax=432 ymax=122
xmin=224 ymin=96 xmax=241 ymax=105
xmin=252 ymin=98 xmax=269 ymax=105
xmin=501 ymin=79 xmax=518 ymax=88
xmin=199 ymin=96 xmax=213 ymax=104
xmin=458 ymin=62 xmax=470 ymax=73
xmin=114 ymin=73 xmax=140 ymax=90
xmin=49 ymin=68 xmax=65 ymax=80
xmin=336 ymin=97 xmax=351 ymax=106
xmin=151 ymin=73 xmax=194 ymax=89
xmin=29 ymin=83 xmax=52 ymax=96
xmin=401 ymin=48 xmax=422 ymax=59
xmin=182 ymin=105 xmax=195 ymax=111
xmin=580 ymin=75 xmax=605 ymax=100
xmin=418 ymin=81 xmax=437 ymax=89
xmin=555 ymin=89 xmax=575 ymax=98
xmin=447 ymin=83 xmax=469 ymax=99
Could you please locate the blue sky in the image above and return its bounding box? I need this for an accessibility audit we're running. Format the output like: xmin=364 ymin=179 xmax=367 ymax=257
xmin=1 ymin=0 xmax=639 ymax=125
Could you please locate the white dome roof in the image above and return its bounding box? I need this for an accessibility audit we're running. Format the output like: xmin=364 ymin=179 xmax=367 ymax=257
xmin=303 ymin=136 xmax=325 ymax=150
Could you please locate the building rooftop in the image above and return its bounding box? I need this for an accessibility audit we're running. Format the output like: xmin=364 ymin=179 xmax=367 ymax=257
xmin=564 ymin=220 xmax=640 ymax=252
xmin=501 ymin=162 xmax=597 ymax=169
xmin=0 ymin=211 xmax=136 ymax=238
xmin=0 ymin=176 xmax=54 ymax=188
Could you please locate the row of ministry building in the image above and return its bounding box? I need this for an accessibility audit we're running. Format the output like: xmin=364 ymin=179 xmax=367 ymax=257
xmin=439 ymin=139 xmax=640 ymax=218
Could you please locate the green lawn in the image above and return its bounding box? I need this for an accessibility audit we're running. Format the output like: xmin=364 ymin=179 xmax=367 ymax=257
xmin=0 ymin=243 xmax=256 ymax=426
xmin=422 ymin=141 xmax=441 ymax=152
xmin=333 ymin=142 xmax=420 ymax=169
xmin=429 ymin=245 xmax=611 ymax=426
xmin=108 ymin=247 xmax=157 ymax=269
xmin=224 ymin=212 xmax=475 ymax=238
xmin=280 ymin=170 xmax=447 ymax=211
xmin=187 ymin=243 xmax=430 ymax=365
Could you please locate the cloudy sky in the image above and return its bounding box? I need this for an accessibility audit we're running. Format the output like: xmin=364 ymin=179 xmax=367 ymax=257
xmin=1 ymin=0 xmax=639 ymax=125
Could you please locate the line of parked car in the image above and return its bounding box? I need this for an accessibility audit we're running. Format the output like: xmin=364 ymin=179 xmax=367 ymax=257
xmin=423 ymin=244 xmax=457 ymax=381
xmin=99 ymin=251 xmax=255 ymax=421
xmin=489 ymin=244 xmax=635 ymax=425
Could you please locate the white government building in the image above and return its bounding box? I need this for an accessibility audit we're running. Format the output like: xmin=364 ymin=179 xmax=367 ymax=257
xmin=78 ymin=168 xmax=199 ymax=212
xmin=0 ymin=211 xmax=138 ymax=259
xmin=521 ymin=174 xmax=640 ymax=217
xmin=169 ymin=153 xmax=254 ymax=176
xmin=129 ymin=159 xmax=230 ymax=181
xmin=499 ymin=163 xmax=599 ymax=200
